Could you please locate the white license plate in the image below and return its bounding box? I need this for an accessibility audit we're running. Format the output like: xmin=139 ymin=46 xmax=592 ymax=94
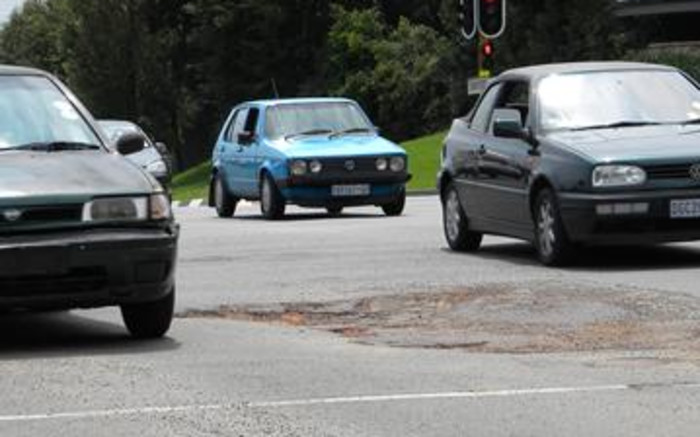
xmin=670 ymin=199 xmax=700 ymax=218
xmin=331 ymin=184 xmax=370 ymax=197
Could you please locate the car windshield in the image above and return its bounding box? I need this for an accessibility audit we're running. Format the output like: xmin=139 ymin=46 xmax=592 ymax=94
xmin=0 ymin=75 xmax=100 ymax=150
xmin=265 ymin=102 xmax=372 ymax=140
xmin=538 ymin=70 xmax=700 ymax=132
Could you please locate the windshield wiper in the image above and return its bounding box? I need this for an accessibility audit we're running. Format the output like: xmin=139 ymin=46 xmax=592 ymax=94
xmin=1 ymin=141 xmax=101 ymax=152
xmin=284 ymin=129 xmax=333 ymax=140
xmin=329 ymin=127 xmax=376 ymax=139
xmin=570 ymin=121 xmax=662 ymax=132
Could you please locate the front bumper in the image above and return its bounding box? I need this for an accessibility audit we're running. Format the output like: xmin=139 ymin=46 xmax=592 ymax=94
xmin=279 ymin=174 xmax=410 ymax=208
xmin=0 ymin=225 xmax=178 ymax=310
xmin=559 ymin=189 xmax=700 ymax=245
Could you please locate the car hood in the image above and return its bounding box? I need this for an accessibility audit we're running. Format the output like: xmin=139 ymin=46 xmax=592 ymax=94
xmin=272 ymin=135 xmax=405 ymax=158
xmin=0 ymin=150 xmax=154 ymax=202
xmin=546 ymin=125 xmax=700 ymax=163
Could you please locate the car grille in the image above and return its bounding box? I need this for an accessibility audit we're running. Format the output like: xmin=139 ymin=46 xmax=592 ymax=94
xmin=290 ymin=156 xmax=407 ymax=185
xmin=0 ymin=205 xmax=83 ymax=226
xmin=645 ymin=164 xmax=694 ymax=180
xmin=0 ymin=267 xmax=107 ymax=298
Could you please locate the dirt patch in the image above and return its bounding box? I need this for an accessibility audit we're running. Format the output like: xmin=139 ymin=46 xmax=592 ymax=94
xmin=179 ymin=281 xmax=700 ymax=356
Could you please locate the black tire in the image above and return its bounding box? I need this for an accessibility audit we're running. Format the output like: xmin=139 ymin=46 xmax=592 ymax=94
xmin=533 ymin=189 xmax=574 ymax=266
xmin=213 ymin=174 xmax=238 ymax=218
xmin=382 ymin=188 xmax=406 ymax=216
xmin=326 ymin=206 xmax=344 ymax=216
xmin=260 ymin=173 xmax=286 ymax=220
xmin=121 ymin=289 xmax=175 ymax=339
xmin=442 ymin=182 xmax=482 ymax=252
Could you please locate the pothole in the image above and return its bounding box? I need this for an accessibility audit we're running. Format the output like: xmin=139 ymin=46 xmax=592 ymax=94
xmin=179 ymin=281 xmax=700 ymax=356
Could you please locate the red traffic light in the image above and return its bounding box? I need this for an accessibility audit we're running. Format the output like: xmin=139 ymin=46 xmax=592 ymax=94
xmin=482 ymin=40 xmax=494 ymax=57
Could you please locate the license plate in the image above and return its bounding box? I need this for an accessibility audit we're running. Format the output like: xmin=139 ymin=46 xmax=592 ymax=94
xmin=670 ymin=199 xmax=700 ymax=219
xmin=331 ymin=184 xmax=370 ymax=197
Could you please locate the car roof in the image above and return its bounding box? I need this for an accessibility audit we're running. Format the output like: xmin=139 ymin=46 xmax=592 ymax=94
xmin=0 ymin=64 xmax=52 ymax=76
xmin=245 ymin=97 xmax=357 ymax=107
xmin=497 ymin=61 xmax=678 ymax=82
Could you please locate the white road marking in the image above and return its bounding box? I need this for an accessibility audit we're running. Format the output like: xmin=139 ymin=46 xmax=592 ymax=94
xmin=0 ymin=382 xmax=698 ymax=423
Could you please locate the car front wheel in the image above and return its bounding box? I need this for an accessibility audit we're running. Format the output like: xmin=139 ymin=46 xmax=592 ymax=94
xmin=121 ymin=288 xmax=174 ymax=339
xmin=533 ymin=189 xmax=574 ymax=266
xmin=442 ymin=183 xmax=482 ymax=252
xmin=214 ymin=174 xmax=238 ymax=218
xmin=382 ymin=188 xmax=406 ymax=216
xmin=260 ymin=173 xmax=286 ymax=220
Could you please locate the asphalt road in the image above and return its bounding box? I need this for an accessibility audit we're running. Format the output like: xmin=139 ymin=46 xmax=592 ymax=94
xmin=2 ymin=196 xmax=700 ymax=436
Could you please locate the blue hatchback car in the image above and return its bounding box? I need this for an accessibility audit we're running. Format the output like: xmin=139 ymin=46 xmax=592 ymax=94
xmin=209 ymin=98 xmax=411 ymax=219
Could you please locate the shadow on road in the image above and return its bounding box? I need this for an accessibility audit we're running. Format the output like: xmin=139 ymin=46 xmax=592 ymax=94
xmin=228 ymin=211 xmax=388 ymax=221
xmin=0 ymin=311 xmax=179 ymax=360
xmin=448 ymin=241 xmax=700 ymax=271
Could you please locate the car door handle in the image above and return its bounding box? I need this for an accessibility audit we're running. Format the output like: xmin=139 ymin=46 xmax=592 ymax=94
xmin=478 ymin=145 xmax=487 ymax=155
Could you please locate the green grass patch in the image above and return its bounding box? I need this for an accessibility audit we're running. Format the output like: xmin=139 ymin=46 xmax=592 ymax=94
xmin=172 ymin=131 xmax=446 ymax=201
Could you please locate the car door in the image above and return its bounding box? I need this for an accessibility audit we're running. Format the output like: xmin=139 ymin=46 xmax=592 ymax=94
xmin=477 ymin=81 xmax=534 ymax=235
xmin=224 ymin=107 xmax=250 ymax=196
xmin=238 ymin=107 xmax=262 ymax=197
xmin=454 ymin=83 xmax=503 ymax=225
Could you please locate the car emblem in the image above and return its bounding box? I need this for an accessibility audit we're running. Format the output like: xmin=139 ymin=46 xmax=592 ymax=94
xmin=690 ymin=164 xmax=700 ymax=181
xmin=344 ymin=160 xmax=356 ymax=172
xmin=3 ymin=209 xmax=22 ymax=222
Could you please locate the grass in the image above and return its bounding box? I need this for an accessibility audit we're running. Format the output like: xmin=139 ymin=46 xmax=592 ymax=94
xmin=172 ymin=131 xmax=446 ymax=202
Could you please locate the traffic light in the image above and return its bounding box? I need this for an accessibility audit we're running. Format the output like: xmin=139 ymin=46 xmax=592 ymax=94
xmin=458 ymin=0 xmax=477 ymax=40
xmin=479 ymin=39 xmax=494 ymax=78
xmin=478 ymin=0 xmax=506 ymax=39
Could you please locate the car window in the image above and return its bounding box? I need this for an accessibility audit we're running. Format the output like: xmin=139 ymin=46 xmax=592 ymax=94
xmin=223 ymin=111 xmax=240 ymax=142
xmin=231 ymin=108 xmax=249 ymax=141
xmin=0 ymin=75 xmax=100 ymax=149
xmin=470 ymin=84 xmax=502 ymax=134
xmin=244 ymin=108 xmax=260 ymax=133
xmin=493 ymin=81 xmax=530 ymax=131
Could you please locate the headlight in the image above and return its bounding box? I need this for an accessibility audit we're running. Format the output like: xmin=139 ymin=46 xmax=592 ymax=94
xmin=376 ymin=158 xmax=388 ymax=171
xmin=309 ymin=160 xmax=323 ymax=174
xmin=82 ymin=194 xmax=171 ymax=222
xmin=390 ymin=157 xmax=406 ymax=172
xmin=290 ymin=160 xmax=307 ymax=176
xmin=592 ymin=165 xmax=646 ymax=187
xmin=145 ymin=160 xmax=168 ymax=174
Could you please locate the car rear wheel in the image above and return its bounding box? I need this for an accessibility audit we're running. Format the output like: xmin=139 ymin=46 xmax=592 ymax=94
xmin=121 ymin=288 xmax=174 ymax=339
xmin=214 ymin=174 xmax=238 ymax=218
xmin=260 ymin=173 xmax=285 ymax=220
xmin=442 ymin=183 xmax=482 ymax=252
xmin=326 ymin=206 xmax=343 ymax=216
xmin=534 ymin=189 xmax=574 ymax=266
xmin=382 ymin=188 xmax=406 ymax=216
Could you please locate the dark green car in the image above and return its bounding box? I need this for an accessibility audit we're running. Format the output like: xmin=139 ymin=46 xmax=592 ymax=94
xmin=439 ymin=62 xmax=700 ymax=266
xmin=0 ymin=66 xmax=177 ymax=338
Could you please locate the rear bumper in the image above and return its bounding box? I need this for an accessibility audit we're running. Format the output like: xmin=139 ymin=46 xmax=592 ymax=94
xmin=0 ymin=225 xmax=178 ymax=310
xmin=559 ymin=189 xmax=700 ymax=245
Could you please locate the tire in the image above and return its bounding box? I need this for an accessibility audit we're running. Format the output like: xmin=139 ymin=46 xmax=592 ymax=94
xmin=214 ymin=174 xmax=238 ymax=218
xmin=326 ymin=206 xmax=343 ymax=216
xmin=382 ymin=188 xmax=406 ymax=216
xmin=121 ymin=289 xmax=175 ymax=339
xmin=260 ymin=173 xmax=286 ymax=220
xmin=442 ymin=182 xmax=482 ymax=252
xmin=533 ymin=189 xmax=574 ymax=266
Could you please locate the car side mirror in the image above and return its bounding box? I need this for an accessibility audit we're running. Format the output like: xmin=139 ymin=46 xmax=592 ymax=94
xmin=493 ymin=108 xmax=527 ymax=140
xmin=115 ymin=132 xmax=146 ymax=155
xmin=238 ymin=131 xmax=255 ymax=145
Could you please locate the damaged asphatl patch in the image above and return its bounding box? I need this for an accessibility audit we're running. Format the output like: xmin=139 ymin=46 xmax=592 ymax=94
xmin=179 ymin=281 xmax=700 ymax=355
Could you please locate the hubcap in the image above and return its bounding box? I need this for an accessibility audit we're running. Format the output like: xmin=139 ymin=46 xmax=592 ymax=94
xmin=538 ymin=200 xmax=556 ymax=257
xmin=262 ymin=179 xmax=272 ymax=213
xmin=215 ymin=178 xmax=224 ymax=209
xmin=444 ymin=190 xmax=462 ymax=242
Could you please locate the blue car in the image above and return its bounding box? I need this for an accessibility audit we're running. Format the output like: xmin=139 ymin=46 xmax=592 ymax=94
xmin=209 ymin=98 xmax=411 ymax=219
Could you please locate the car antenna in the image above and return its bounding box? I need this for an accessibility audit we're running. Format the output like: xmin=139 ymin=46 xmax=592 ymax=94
xmin=270 ymin=78 xmax=280 ymax=99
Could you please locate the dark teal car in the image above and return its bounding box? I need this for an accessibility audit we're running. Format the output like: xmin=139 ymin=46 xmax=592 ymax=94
xmin=209 ymin=98 xmax=410 ymax=219
xmin=439 ymin=62 xmax=700 ymax=266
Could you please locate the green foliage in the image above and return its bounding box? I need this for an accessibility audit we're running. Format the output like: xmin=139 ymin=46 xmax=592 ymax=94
xmin=172 ymin=159 xmax=211 ymax=202
xmin=626 ymin=46 xmax=700 ymax=81
xmin=402 ymin=131 xmax=446 ymax=191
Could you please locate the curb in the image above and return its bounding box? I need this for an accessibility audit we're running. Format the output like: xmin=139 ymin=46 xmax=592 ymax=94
xmin=172 ymin=190 xmax=438 ymax=209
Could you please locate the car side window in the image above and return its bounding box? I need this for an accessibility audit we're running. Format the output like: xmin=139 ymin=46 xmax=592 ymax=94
xmin=224 ymin=110 xmax=240 ymax=142
xmin=231 ymin=108 xmax=249 ymax=142
xmin=244 ymin=108 xmax=260 ymax=134
xmin=470 ymin=84 xmax=502 ymax=133
xmin=491 ymin=81 xmax=530 ymax=133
